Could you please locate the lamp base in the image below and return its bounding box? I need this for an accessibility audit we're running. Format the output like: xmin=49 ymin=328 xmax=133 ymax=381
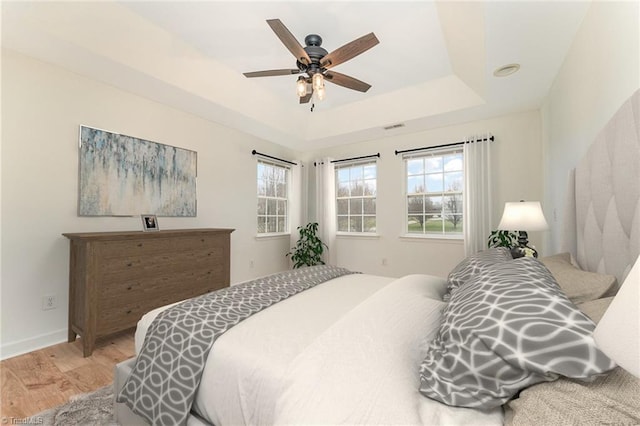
xmin=510 ymin=244 xmax=539 ymax=259
xmin=517 ymin=230 xmax=529 ymax=247
xmin=510 ymin=230 xmax=539 ymax=258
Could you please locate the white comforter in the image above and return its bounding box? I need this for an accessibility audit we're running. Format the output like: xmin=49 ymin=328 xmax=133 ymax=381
xmin=135 ymin=273 xmax=503 ymax=426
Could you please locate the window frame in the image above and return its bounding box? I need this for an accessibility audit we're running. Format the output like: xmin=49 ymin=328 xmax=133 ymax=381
xmin=403 ymin=147 xmax=464 ymax=239
xmin=335 ymin=159 xmax=378 ymax=235
xmin=256 ymin=158 xmax=291 ymax=236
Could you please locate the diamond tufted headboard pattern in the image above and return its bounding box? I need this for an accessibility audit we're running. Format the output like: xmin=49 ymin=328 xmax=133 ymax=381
xmin=565 ymin=89 xmax=640 ymax=287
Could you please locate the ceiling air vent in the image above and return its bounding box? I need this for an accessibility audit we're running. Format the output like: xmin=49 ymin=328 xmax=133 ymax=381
xmin=383 ymin=123 xmax=405 ymax=130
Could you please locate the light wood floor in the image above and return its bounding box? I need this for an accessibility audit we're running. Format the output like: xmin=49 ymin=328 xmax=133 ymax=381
xmin=1 ymin=330 xmax=135 ymax=420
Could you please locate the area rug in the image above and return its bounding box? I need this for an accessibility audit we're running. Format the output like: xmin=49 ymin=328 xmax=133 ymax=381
xmin=29 ymin=385 xmax=119 ymax=426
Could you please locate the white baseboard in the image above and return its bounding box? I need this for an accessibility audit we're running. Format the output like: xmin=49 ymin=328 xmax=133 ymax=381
xmin=1 ymin=328 xmax=68 ymax=360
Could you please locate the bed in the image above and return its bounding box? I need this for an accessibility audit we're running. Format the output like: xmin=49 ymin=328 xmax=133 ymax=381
xmin=114 ymin=90 xmax=640 ymax=425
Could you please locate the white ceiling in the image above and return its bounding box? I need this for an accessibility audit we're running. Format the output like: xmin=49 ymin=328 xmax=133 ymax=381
xmin=1 ymin=1 xmax=590 ymax=151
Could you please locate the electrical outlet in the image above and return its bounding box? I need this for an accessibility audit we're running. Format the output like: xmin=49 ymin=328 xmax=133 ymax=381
xmin=381 ymin=258 xmax=388 ymax=266
xmin=42 ymin=295 xmax=57 ymax=311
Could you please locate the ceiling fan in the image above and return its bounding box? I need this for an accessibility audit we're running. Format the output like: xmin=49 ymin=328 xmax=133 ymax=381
xmin=243 ymin=19 xmax=379 ymax=104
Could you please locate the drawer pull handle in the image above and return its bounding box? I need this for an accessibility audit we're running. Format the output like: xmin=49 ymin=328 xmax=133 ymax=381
xmin=127 ymin=263 xmax=132 ymax=267
xmin=138 ymin=243 xmax=143 ymax=247
xmin=127 ymin=286 xmax=132 ymax=290
xmin=126 ymin=310 xmax=132 ymax=314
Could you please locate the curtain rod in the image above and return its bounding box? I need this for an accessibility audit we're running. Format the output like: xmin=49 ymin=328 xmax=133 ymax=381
xmin=394 ymin=136 xmax=494 ymax=156
xmin=251 ymin=150 xmax=297 ymax=166
xmin=331 ymin=153 xmax=380 ymax=164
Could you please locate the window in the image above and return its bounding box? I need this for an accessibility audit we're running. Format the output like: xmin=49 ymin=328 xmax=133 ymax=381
xmin=335 ymin=160 xmax=377 ymax=233
xmin=257 ymin=159 xmax=290 ymax=234
xmin=405 ymin=148 xmax=464 ymax=237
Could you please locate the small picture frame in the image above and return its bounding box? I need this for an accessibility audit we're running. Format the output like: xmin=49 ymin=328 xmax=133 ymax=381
xmin=141 ymin=214 xmax=159 ymax=232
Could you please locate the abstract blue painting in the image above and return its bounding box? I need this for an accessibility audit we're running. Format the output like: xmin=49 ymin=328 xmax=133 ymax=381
xmin=78 ymin=126 xmax=197 ymax=216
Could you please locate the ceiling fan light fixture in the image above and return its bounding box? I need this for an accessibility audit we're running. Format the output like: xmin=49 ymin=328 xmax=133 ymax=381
xmin=296 ymin=76 xmax=307 ymax=97
xmin=312 ymin=72 xmax=324 ymax=91
xmin=316 ymin=85 xmax=326 ymax=101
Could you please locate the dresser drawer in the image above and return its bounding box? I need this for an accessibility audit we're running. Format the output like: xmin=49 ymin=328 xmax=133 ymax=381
xmin=97 ymin=234 xmax=226 ymax=259
xmin=98 ymin=269 xmax=223 ymax=305
xmin=97 ymin=246 xmax=226 ymax=277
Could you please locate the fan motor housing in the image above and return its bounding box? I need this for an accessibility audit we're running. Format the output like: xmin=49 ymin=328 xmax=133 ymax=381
xmin=302 ymin=33 xmax=328 ymax=73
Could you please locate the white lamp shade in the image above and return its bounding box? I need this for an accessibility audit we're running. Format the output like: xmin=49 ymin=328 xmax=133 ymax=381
xmin=497 ymin=201 xmax=549 ymax=231
xmin=593 ymin=256 xmax=640 ymax=377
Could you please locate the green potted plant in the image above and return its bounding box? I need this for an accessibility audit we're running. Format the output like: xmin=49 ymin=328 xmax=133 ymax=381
xmin=487 ymin=230 xmax=518 ymax=249
xmin=286 ymin=222 xmax=328 ymax=268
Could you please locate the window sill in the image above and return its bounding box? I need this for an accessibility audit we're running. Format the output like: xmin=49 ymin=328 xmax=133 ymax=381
xmin=336 ymin=232 xmax=380 ymax=239
xmin=399 ymin=234 xmax=463 ymax=243
xmin=255 ymin=233 xmax=291 ymax=240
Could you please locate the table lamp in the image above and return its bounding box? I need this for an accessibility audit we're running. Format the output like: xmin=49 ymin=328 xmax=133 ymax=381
xmin=497 ymin=200 xmax=549 ymax=258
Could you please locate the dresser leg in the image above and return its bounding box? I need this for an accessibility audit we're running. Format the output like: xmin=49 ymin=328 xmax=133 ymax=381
xmin=82 ymin=336 xmax=95 ymax=357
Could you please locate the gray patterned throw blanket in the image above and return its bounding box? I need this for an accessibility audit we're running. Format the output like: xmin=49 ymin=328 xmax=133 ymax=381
xmin=117 ymin=264 xmax=355 ymax=425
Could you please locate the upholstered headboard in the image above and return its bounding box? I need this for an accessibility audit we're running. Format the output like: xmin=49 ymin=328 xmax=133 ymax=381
xmin=563 ymin=89 xmax=640 ymax=286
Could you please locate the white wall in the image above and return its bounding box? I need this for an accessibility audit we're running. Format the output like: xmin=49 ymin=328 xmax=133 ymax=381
xmin=542 ymin=1 xmax=640 ymax=254
xmin=0 ymin=49 xmax=299 ymax=359
xmin=303 ymin=110 xmax=544 ymax=278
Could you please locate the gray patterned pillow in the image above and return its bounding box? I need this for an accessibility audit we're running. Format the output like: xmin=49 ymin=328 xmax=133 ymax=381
xmin=444 ymin=247 xmax=512 ymax=300
xmin=419 ymin=257 xmax=616 ymax=409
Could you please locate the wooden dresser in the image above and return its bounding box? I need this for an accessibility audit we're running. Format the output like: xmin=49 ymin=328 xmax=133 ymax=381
xmin=63 ymin=228 xmax=234 ymax=356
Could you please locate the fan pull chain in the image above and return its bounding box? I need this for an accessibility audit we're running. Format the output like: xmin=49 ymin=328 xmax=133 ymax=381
xmin=311 ymin=103 xmax=315 ymax=112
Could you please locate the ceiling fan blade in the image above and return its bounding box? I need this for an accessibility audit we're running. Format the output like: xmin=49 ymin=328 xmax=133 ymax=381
xmin=267 ymin=19 xmax=311 ymax=65
xmin=299 ymin=91 xmax=313 ymax=104
xmin=320 ymin=32 xmax=379 ymax=69
xmin=324 ymin=71 xmax=372 ymax=92
xmin=243 ymin=69 xmax=301 ymax=78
